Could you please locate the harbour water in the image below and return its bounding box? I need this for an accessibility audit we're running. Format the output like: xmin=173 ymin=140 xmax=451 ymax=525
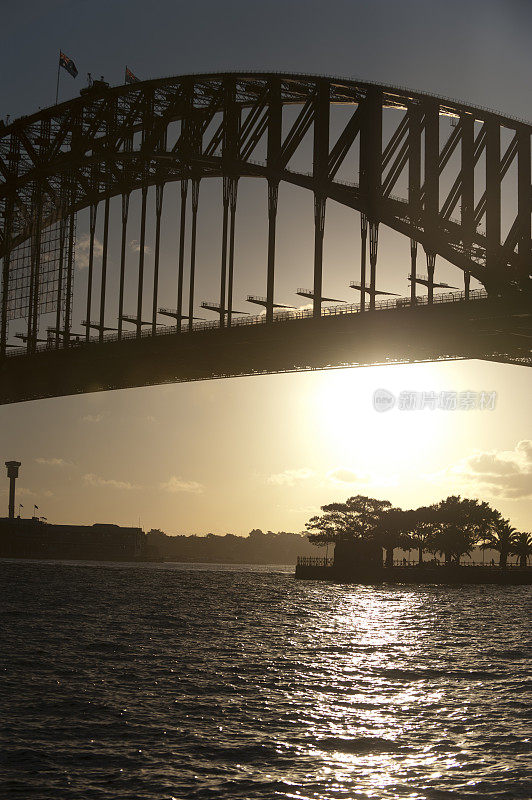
xmin=1 ymin=561 xmax=531 ymax=799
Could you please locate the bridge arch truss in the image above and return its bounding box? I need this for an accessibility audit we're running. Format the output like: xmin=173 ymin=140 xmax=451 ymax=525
xmin=0 ymin=71 xmax=531 ymax=357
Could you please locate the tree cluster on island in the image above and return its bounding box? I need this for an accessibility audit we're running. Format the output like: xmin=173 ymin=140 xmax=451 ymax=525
xmin=305 ymin=495 xmax=532 ymax=568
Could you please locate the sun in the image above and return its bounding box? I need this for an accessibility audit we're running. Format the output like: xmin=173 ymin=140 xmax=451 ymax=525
xmin=309 ymin=363 xmax=458 ymax=480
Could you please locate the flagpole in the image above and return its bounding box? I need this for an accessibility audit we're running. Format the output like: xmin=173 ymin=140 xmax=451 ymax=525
xmin=55 ymin=51 xmax=61 ymax=105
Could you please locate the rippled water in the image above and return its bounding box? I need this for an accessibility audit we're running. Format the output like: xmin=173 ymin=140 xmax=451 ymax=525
xmin=1 ymin=561 xmax=531 ymax=799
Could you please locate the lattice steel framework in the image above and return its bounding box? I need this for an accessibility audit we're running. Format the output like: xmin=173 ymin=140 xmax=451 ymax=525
xmin=3 ymin=216 xmax=74 ymax=323
xmin=0 ymin=72 xmax=531 ymax=358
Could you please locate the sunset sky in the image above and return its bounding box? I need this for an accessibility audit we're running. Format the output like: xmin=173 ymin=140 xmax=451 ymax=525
xmin=0 ymin=0 xmax=530 ymax=535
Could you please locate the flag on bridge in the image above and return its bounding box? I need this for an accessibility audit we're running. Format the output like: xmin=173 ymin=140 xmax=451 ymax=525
xmin=125 ymin=66 xmax=140 ymax=84
xmin=59 ymin=51 xmax=78 ymax=78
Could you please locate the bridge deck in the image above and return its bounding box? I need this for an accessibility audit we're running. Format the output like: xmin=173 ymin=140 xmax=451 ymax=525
xmin=1 ymin=293 xmax=530 ymax=405
xmin=4 ymin=287 xmax=486 ymax=359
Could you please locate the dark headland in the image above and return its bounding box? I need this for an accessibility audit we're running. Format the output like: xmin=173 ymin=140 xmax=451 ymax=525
xmin=295 ymin=496 xmax=532 ymax=585
xmin=296 ymin=541 xmax=532 ymax=585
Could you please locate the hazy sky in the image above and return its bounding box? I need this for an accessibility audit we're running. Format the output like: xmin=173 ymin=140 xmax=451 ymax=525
xmin=0 ymin=0 xmax=531 ymax=535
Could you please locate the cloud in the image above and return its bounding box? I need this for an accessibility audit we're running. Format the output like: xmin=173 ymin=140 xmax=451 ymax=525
xmin=129 ymin=239 xmax=152 ymax=255
xmin=327 ymin=467 xmax=366 ymax=484
xmin=268 ymin=468 xmax=315 ymax=486
xmin=160 ymin=476 xmax=204 ymax=494
xmin=467 ymin=453 xmax=519 ymax=476
xmin=325 ymin=467 xmax=397 ymax=488
xmin=83 ymin=473 xmax=137 ymax=490
xmin=517 ymin=439 xmax=532 ymax=464
xmin=76 ymin=233 xmax=103 ymax=269
xmin=0 ymin=487 xmax=53 ymax=499
xmin=35 ymin=457 xmax=72 ymax=467
xmin=268 ymin=466 xmax=397 ymax=489
xmin=81 ymin=414 xmax=104 ymax=423
xmin=431 ymin=440 xmax=532 ymax=500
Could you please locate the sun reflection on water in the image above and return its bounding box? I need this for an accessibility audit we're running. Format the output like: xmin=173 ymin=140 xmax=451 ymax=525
xmin=272 ymin=584 xmax=528 ymax=799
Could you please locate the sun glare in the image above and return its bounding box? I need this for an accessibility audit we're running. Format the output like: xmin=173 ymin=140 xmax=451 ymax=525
xmin=311 ymin=364 xmax=456 ymax=478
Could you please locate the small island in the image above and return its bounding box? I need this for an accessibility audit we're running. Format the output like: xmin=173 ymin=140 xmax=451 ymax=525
xmin=296 ymin=495 xmax=532 ymax=585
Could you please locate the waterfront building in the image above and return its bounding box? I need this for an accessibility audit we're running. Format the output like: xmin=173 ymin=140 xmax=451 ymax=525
xmin=0 ymin=517 xmax=146 ymax=561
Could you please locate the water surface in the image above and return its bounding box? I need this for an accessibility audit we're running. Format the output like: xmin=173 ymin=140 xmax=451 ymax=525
xmin=1 ymin=561 xmax=531 ymax=799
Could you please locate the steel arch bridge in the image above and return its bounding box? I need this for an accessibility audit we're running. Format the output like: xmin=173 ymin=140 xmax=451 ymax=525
xmin=0 ymin=72 xmax=530 ymax=404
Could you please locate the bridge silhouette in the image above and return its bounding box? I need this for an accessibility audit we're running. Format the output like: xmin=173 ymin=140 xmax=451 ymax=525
xmin=0 ymin=72 xmax=530 ymax=404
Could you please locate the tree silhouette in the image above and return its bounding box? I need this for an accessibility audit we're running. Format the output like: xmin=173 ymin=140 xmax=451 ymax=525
xmin=431 ymin=496 xmax=497 ymax=564
xmin=480 ymin=514 xmax=518 ymax=568
xmin=145 ymin=528 xmax=319 ymax=564
xmin=402 ymin=506 xmax=438 ymax=565
xmin=306 ymin=495 xmax=392 ymax=546
xmin=511 ymin=531 xmax=532 ymax=568
xmin=378 ymin=507 xmax=411 ymax=567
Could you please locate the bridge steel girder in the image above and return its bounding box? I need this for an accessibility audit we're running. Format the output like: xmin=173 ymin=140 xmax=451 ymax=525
xmin=1 ymin=294 xmax=530 ymax=406
xmin=85 ymin=203 xmax=97 ymax=343
xmin=54 ymin=215 xmax=66 ymax=348
xmin=100 ymin=196 xmax=111 ymax=343
xmin=0 ymin=71 xmax=531 ymax=368
xmin=266 ymin=77 xmax=281 ymax=325
xmin=176 ymin=178 xmax=188 ymax=332
xmin=312 ymin=80 xmax=329 ymax=320
xmin=517 ymin=128 xmax=531 ymax=285
xmin=188 ymin=179 xmax=200 ymax=331
xmin=117 ymin=191 xmax=130 ymax=341
xmin=152 ymin=182 xmax=164 ymax=336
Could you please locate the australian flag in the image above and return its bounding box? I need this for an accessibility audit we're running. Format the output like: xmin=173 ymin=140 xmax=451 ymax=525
xmin=125 ymin=66 xmax=140 ymax=84
xmin=59 ymin=51 xmax=78 ymax=78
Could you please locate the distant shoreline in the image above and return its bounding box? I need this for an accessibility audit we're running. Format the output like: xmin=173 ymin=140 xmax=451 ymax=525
xmin=0 ymin=557 xmax=295 ymax=567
